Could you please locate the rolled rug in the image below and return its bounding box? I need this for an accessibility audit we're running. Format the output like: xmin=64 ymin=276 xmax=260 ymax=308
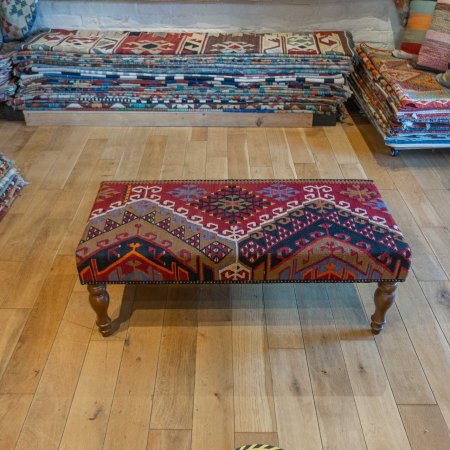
xmin=418 ymin=0 xmax=450 ymax=72
xmin=400 ymin=0 xmax=437 ymax=55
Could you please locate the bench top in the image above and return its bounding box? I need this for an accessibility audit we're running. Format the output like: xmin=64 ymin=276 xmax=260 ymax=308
xmin=76 ymin=179 xmax=411 ymax=284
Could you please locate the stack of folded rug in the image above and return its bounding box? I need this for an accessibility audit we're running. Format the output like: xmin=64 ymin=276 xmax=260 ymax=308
xmin=11 ymin=29 xmax=355 ymax=122
xmin=350 ymin=44 xmax=450 ymax=150
xmin=0 ymin=153 xmax=26 ymax=220
xmin=0 ymin=42 xmax=18 ymax=101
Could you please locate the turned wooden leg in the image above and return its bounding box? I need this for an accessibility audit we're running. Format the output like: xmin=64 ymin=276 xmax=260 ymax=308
xmin=87 ymin=284 xmax=112 ymax=337
xmin=371 ymin=281 xmax=397 ymax=335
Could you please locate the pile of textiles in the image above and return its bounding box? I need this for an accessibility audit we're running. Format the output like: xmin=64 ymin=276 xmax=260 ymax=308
xmin=350 ymin=44 xmax=450 ymax=149
xmin=0 ymin=42 xmax=18 ymax=101
xmin=0 ymin=154 xmax=26 ymax=220
xmin=11 ymin=29 xmax=355 ymax=121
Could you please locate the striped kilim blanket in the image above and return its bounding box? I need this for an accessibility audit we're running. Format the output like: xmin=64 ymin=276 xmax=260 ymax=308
xmin=417 ymin=0 xmax=450 ymax=72
xmin=349 ymin=44 xmax=450 ymax=149
xmin=12 ymin=29 xmax=355 ymax=118
xmin=400 ymin=0 xmax=437 ymax=55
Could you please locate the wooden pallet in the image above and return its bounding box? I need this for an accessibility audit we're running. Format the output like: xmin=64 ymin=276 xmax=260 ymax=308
xmin=23 ymin=110 xmax=336 ymax=128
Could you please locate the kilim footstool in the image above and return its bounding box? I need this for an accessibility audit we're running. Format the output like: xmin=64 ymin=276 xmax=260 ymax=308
xmin=75 ymin=180 xmax=412 ymax=336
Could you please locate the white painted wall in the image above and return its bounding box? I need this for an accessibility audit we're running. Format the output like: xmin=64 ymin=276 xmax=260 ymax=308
xmin=35 ymin=0 xmax=402 ymax=49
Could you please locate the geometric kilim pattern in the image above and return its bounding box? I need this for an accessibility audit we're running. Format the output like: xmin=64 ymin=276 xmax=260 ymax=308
xmin=75 ymin=180 xmax=412 ymax=284
xmin=23 ymin=29 xmax=355 ymax=57
xmin=0 ymin=0 xmax=39 ymax=42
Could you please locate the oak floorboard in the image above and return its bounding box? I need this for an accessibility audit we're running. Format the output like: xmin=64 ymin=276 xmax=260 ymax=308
xmin=6 ymin=218 xmax=71 ymax=309
xmin=357 ymin=283 xmax=435 ymax=405
xmin=266 ymin=128 xmax=296 ymax=178
xmin=58 ymin=340 xmax=124 ymax=450
xmin=0 ymin=188 xmax=60 ymax=262
xmin=114 ymin=127 xmax=151 ymax=180
xmin=183 ymin=141 xmax=207 ymax=179
xmin=0 ymin=261 xmax=22 ymax=308
xmin=206 ymin=127 xmax=227 ymax=158
xmin=191 ymin=127 xmax=208 ymax=142
xmin=0 ymin=256 xmax=77 ymax=395
xmin=103 ymin=290 xmax=166 ymax=450
xmin=399 ymin=405 xmax=450 ymax=450
xmin=150 ymin=286 xmax=198 ymax=430
xmin=396 ymin=275 xmax=450 ymax=429
xmin=263 ymin=284 xmax=303 ymax=349
xmin=0 ymin=116 xmax=449 ymax=449
xmin=147 ymin=430 xmax=191 ymax=450
xmin=388 ymin=163 xmax=443 ymax=228
xmin=341 ymin=340 xmax=411 ymax=449
xmin=422 ymin=227 xmax=450 ymax=279
xmin=340 ymin=162 xmax=368 ymax=179
xmin=326 ymin=284 xmax=372 ymax=340
xmin=270 ymin=348 xmax=322 ymax=450
xmin=381 ymin=189 xmax=447 ymax=282
xmin=227 ymin=128 xmax=250 ymax=179
xmin=294 ymin=162 xmax=320 ymax=179
xmin=324 ymin=125 xmax=358 ymax=165
xmin=192 ymin=320 xmax=234 ymax=450
xmin=425 ymin=189 xmax=450 ymax=229
xmin=161 ymin=128 xmax=190 ymax=179
xmin=232 ymin=285 xmax=277 ymax=433
xmin=101 ymin=127 xmax=131 ymax=160
xmin=295 ymin=284 xmax=367 ymax=450
xmin=401 ymin=151 xmax=448 ymax=191
xmin=11 ymin=126 xmax=56 ymax=188
xmin=303 ymin=128 xmax=343 ymax=178
xmin=15 ymin=320 xmax=93 ymax=450
xmin=49 ymin=138 xmax=107 ymax=220
xmin=41 ymin=127 xmax=92 ymax=190
xmin=250 ymin=165 xmax=274 ymax=179
xmin=138 ymin=134 xmax=167 ymax=179
xmin=247 ymin=128 xmax=271 ymax=167
xmin=0 ymin=121 xmax=30 ymax=157
xmin=0 ymin=393 xmax=33 ymax=449
xmin=342 ymin=117 xmax=394 ymax=189
xmin=419 ymin=281 xmax=450 ymax=344
xmin=0 ymin=309 xmax=30 ymax=381
xmin=284 ymin=128 xmax=315 ymax=164
xmin=206 ymin=155 xmax=229 ymax=179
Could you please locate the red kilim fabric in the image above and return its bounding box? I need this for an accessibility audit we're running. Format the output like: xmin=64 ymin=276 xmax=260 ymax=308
xmin=75 ymin=180 xmax=412 ymax=284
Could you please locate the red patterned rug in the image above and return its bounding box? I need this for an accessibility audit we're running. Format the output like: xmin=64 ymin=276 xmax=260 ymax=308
xmin=76 ymin=180 xmax=411 ymax=284
xmin=22 ymin=29 xmax=355 ymax=56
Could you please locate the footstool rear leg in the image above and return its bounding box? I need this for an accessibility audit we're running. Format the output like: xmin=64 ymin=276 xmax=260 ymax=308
xmin=371 ymin=281 xmax=397 ymax=335
xmin=87 ymin=284 xmax=112 ymax=337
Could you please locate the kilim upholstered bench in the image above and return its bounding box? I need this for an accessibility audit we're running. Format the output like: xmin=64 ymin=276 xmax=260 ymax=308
xmin=75 ymin=180 xmax=412 ymax=337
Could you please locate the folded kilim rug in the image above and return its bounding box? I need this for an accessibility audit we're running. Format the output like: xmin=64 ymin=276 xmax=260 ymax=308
xmin=11 ymin=29 xmax=355 ymax=118
xmin=0 ymin=153 xmax=27 ymax=220
xmin=0 ymin=41 xmax=19 ymax=102
xmin=349 ymin=43 xmax=450 ymax=149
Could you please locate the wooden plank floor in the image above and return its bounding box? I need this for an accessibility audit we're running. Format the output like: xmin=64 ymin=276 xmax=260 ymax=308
xmin=1 ymin=112 xmax=450 ymax=450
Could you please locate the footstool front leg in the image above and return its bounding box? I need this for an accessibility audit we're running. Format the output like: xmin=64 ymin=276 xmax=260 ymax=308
xmin=371 ymin=281 xmax=397 ymax=335
xmin=87 ymin=284 xmax=112 ymax=337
